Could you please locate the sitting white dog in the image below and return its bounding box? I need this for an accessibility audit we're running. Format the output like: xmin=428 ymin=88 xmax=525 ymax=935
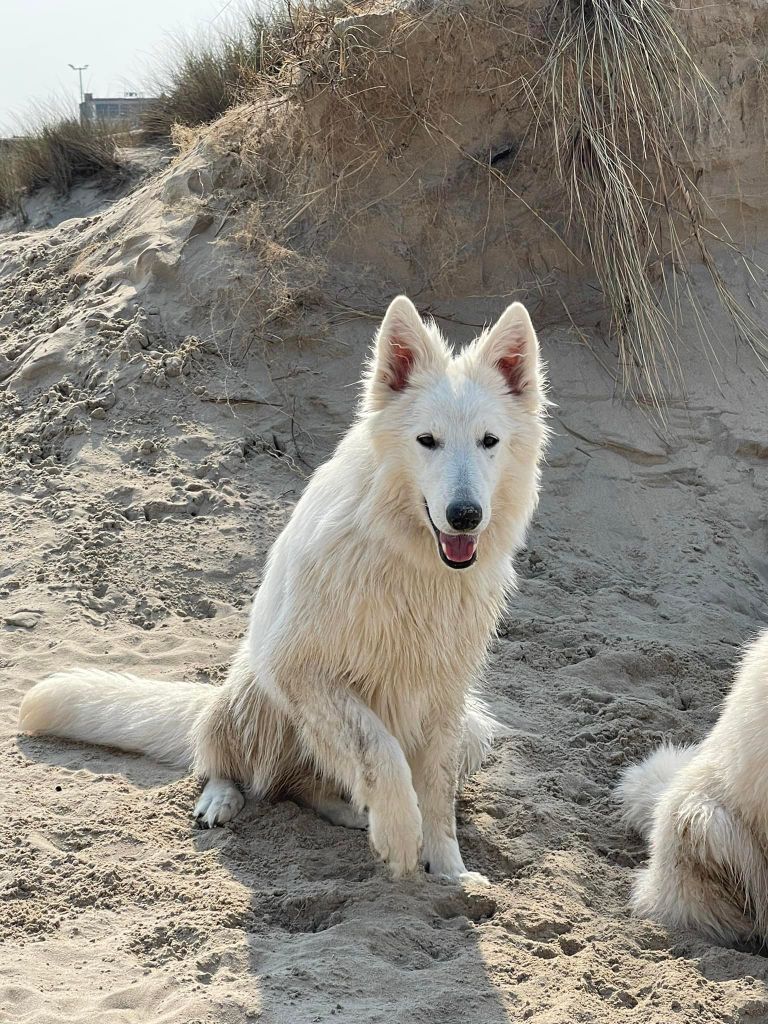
xmin=617 ymin=629 xmax=768 ymax=943
xmin=19 ymin=296 xmax=548 ymax=885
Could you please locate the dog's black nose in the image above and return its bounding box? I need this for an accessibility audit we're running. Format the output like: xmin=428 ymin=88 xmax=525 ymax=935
xmin=445 ymin=500 xmax=482 ymax=532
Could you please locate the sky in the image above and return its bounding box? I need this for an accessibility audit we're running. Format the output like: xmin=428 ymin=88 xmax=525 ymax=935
xmin=0 ymin=0 xmax=244 ymax=133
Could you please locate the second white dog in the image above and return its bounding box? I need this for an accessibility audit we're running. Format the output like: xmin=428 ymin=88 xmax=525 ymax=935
xmin=617 ymin=629 xmax=768 ymax=943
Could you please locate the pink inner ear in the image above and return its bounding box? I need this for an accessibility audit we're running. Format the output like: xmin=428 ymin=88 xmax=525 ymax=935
xmin=389 ymin=341 xmax=415 ymax=391
xmin=497 ymin=352 xmax=526 ymax=395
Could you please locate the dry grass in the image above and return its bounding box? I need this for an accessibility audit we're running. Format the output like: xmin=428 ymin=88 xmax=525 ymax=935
xmin=225 ymin=0 xmax=766 ymax=404
xmin=140 ymin=13 xmax=273 ymax=136
xmin=140 ymin=4 xmax=342 ymax=136
xmin=537 ymin=0 xmax=768 ymax=401
xmin=0 ymin=118 xmax=121 ymax=215
xmin=6 ymin=0 xmax=757 ymax=402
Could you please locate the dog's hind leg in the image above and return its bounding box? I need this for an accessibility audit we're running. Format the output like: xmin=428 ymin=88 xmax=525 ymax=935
xmin=293 ymin=776 xmax=368 ymax=829
xmin=191 ymin=698 xmax=249 ymax=828
xmin=190 ymin=694 xmax=250 ymax=826
xmin=194 ymin=778 xmax=245 ymax=828
xmin=189 ymin=647 xmax=297 ymax=827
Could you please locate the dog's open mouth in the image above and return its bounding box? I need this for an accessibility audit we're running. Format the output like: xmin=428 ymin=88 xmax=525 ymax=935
xmin=425 ymin=503 xmax=478 ymax=569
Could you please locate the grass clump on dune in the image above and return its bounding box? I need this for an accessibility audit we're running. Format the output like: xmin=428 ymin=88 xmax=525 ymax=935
xmin=140 ymin=8 xmax=299 ymax=136
xmin=141 ymin=1 xmax=349 ymax=137
xmin=539 ymin=0 xmax=768 ymax=400
xmin=0 ymin=118 xmax=121 ymax=214
xmin=141 ymin=14 xmax=270 ymax=136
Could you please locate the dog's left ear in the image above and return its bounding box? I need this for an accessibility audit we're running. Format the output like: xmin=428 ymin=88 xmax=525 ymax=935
xmin=365 ymin=296 xmax=444 ymax=410
xmin=475 ymin=302 xmax=541 ymax=396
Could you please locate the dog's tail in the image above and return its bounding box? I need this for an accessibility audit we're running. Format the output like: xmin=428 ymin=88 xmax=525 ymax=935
xmin=615 ymin=742 xmax=698 ymax=839
xmin=18 ymin=669 xmax=217 ymax=768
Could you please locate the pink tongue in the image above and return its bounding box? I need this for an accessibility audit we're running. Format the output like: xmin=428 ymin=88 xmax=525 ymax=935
xmin=439 ymin=532 xmax=477 ymax=563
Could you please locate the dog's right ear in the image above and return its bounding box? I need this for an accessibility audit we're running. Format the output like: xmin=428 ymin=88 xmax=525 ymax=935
xmin=474 ymin=302 xmax=542 ymax=397
xmin=364 ymin=296 xmax=443 ymax=411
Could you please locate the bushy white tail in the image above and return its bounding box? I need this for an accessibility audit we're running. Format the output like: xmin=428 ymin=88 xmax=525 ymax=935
xmin=19 ymin=669 xmax=217 ymax=767
xmin=615 ymin=742 xmax=698 ymax=838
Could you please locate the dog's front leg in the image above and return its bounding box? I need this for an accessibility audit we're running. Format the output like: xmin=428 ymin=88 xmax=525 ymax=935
xmin=411 ymin=720 xmax=490 ymax=886
xmin=288 ymin=684 xmax=422 ymax=877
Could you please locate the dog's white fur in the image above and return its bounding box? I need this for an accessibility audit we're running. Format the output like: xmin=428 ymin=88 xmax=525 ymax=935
xmin=616 ymin=629 xmax=768 ymax=943
xmin=19 ymin=296 xmax=548 ymax=883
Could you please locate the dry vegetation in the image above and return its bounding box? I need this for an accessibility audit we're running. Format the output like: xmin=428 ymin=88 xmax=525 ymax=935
xmin=3 ymin=0 xmax=765 ymax=399
xmin=232 ymin=0 xmax=768 ymax=401
xmin=139 ymin=0 xmax=354 ymax=136
xmin=140 ymin=9 xmax=290 ymax=137
xmin=0 ymin=118 xmax=121 ymax=215
xmin=539 ymin=0 xmax=768 ymax=398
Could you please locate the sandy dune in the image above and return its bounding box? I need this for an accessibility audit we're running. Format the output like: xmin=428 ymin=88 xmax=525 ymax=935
xmin=2 ymin=0 xmax=768 ymax=1017
xmin=2 ymin=227 xmax=767 ymax=1020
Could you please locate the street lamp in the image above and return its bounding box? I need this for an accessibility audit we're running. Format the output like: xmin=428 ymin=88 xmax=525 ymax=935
xmin=68 ymin=64 xmax=89 ymax=103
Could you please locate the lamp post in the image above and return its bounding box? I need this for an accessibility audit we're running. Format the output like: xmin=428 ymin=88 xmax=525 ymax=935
xmin=68 ymin=64 xmax=89 ymax=103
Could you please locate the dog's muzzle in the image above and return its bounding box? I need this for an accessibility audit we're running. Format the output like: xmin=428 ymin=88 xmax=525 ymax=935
xmin=424 ymin=501 xmax=478 ymax=570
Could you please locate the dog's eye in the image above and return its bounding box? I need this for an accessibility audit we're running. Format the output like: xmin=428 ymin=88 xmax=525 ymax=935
xmin=481 ymin=433 xmax=499 ymax=449
xmin=417 ymin=433 xmax=437 ymax=449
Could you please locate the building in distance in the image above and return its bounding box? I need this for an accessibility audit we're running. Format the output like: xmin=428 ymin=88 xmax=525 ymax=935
xmin=79 ymin=93 xmax=156 ymax=127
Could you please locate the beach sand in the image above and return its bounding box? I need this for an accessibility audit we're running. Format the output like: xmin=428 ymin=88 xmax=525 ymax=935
xmin=2 ymin=9 xmax=768 ymax=1015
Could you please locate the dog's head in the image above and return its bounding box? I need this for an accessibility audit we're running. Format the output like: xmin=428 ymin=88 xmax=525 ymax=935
xmin=362 ymin=295 xmax=548 ymax=570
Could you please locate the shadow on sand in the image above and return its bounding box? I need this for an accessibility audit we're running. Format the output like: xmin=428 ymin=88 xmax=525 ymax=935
xmin=17 ymin=734 xmax=515 ymax=1022
xmin=191 ymin=795 xmax=517 ymax=1024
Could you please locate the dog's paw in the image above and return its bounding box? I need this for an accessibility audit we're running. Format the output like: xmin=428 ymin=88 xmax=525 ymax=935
xmin=369 ymin=803 xmax=422 ymax=878
xmin=425 ymin=866 xmax=491 ymax=887
xmin=194 ymin=778 xmax=245 ymax=829
xmin=456 ymin=870 xmax=491 ymax=888
xmin=311 ymin=793 xmax=369 ymax=830
xmin=423 ymin=838 xmax=465 ymax=879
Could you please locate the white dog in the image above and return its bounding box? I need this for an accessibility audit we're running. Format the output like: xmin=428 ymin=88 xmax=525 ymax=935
xmin=19 ymin=295 xmax=548 ymax=883
xmin=616 ymin=629 xmax=768 ymax=942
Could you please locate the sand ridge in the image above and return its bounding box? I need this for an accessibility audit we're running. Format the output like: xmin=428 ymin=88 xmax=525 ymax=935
xmin=2 ymin=223 xmax=768 ymax=1019
xmin=2 ymin=0 xmax=768 ymax=1015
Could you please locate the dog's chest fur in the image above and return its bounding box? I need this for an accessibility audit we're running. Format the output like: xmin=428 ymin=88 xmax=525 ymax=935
xmin=253 ymin=417 xmax=535 ymax=752
xmin=273 ymin=527 xmax=508 ymax=749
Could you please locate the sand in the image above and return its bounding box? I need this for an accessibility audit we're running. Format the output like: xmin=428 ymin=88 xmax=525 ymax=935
xmin=3 ymin=219 xmax=768 ymax=1022
xmin=3 ymin=1 xmax=768 ymax=1020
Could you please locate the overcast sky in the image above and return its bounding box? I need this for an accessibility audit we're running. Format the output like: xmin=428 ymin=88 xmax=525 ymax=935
xmin=0 ymin=0 xmax=243 ymax=133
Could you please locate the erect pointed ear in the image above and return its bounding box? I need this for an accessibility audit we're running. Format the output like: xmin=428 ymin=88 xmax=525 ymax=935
xmin=365 ymin=296 xmax=443 ymax=408
xmin=475 ymin=302 xmax=541 ymax=396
